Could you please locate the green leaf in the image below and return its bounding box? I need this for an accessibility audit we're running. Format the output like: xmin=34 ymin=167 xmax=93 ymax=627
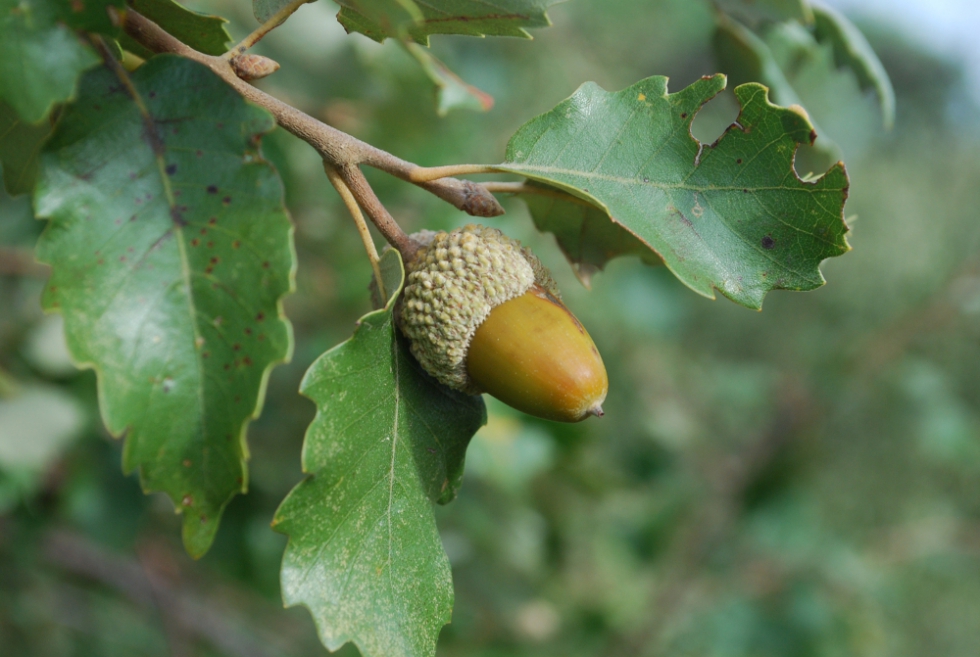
xmin=0 ymin=101 xmax=54 ymax=196
xmin=714 ymin=0 xmax=813 ymax=25
xmin=334 ymin=0 xmax=559 ymax=45
xmin=0 ymin=0 xmax=100 ymax=122
xmin=34 ymin=56 xmax=295 ymax=557
xmin=519 ymin=183 xmax=661 ymax=288
xmin=402 ymin=41 xmax=494 ymax=116
xmin=120 ymin=0 xmax=232 ymax=59
xmin=498 ymin=75 xmax=850 ymax=309
xmin=811 ymin=1 xmax=895 ymax=129
xmin=274 ymin=249 xmax=486 ymax=657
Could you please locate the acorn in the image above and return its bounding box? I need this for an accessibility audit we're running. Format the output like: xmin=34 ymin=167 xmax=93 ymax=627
xmin=397 ymin=224 xmax=607 ymax=422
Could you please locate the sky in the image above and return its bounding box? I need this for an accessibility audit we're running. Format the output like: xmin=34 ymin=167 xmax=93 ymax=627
xmin=828 ymin=0 xmax=980 ymax=102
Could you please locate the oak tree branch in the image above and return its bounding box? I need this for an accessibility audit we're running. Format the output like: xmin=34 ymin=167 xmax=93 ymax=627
xmin=117 ymin=8 xmax=503 ymax=256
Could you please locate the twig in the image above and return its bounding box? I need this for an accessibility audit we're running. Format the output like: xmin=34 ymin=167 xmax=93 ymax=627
xmin=335 ymin=165 xmax=421 ymax=262
xmin=324 ymin=163 xmax=387 ymax=299
xmin=223 ymin=0 xmax=309 ymax=59
xmin=116 ymin=8 xmax=504 ymax=254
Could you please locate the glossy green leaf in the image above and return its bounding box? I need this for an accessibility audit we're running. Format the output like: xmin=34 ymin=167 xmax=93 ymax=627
xmin=34 ymin=56 xmax=295 ymax=557
xmin=120 ymin=0 xmax=232 ymax=59
xmin=402 ymin=41 xmax=494 ymax=115
xmin=0 ymin=0 xmax=100 ymax=122
xmin=0 ymin=101 xmax=54 ymax=196
xmin=274 ymin=249 xmax=486 ymax=657
xmin=499 ymin=75 xmax=850 ymax=309
xmin=519 ymin=183 xmax=661 ymax=288
xmin=334 ymin=0 xmax=559 ymax=45
xmin=811 ymin=1 xmax=895 ymax=128
xmin=714 ymin=0 xmax=813 ymax=25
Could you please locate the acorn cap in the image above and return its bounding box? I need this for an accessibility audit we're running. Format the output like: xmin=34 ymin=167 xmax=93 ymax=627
xmin=398 ymin=224 xmax=559 ymax=394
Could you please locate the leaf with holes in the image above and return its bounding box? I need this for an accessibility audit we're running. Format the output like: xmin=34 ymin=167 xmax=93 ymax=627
xmin=34 ymin=56 xmax=295 ymax=558
xmin=273 ymin=249 xmax=486 ymax=657
xmin=332 ymin=0 xmax=559 ymax=45
xmin=519 ymin=183 xmax=661 ymax=288
xmin=497 ymin=75 xmax=850 ymax=309
xmin=712 ymin=14 xmax=841 ymax=162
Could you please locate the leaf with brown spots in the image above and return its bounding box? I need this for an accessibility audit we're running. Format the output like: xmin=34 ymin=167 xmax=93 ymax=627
xmin=34 ymin=56 xmax=295 ymax=558
xmin=274 ymin=250 xmax=486 ymax=657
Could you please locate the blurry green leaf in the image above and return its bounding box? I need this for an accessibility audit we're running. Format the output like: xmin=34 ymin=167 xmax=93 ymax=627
xmin=0 ymin=101 xmax=54 ymax=196
xmin=811 ymin=1 xmax=895 ymax=128
xmin=402 ymin=41 xmax=493 ymax=115
xmin=253 ymin=0 xmax=312 ymax=23
xmin=23 ymin=315 xmax=76 ymax=378
xmin=713 ymin=14 xmax=841 ymax=162
xmin=34 ymin=56 xmax=295 ymax=558
xmin=519 ymin=182 xmax=662 ymax=288
xmin=334 ymin=0 xmax=558 ymax=45
xmin=120 ymin=0 xmax=232 ymax=59
xmin=0 ymin=0 xmax=100 ymax=122
xmin=498 ymin=75 xmax=851 ymax=309
xmin=465 ymin=411 xmax=553 ymax=494
xmin=0 ymin=385 xmax=84 ymax=471
xmin=761 ymin=20 xmax=883 ymax=161
xmin=714 ymin=16 xmax=804 ymax=110
xmin=714 ymin=0 xmax=813 ymax=25
xmin=274 ymin=249 xmax=486 ymax=657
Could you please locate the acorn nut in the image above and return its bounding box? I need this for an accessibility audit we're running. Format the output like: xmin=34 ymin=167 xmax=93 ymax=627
xmin=397 ymin=224 xmax=607 ymax=422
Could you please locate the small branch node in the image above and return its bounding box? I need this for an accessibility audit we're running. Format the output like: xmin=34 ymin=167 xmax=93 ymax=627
xmin=230 ymin=54 xmax=280 ymax=81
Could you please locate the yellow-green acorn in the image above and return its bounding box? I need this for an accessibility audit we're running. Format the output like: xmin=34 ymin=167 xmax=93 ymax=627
xmin=397 ymin=224 xmax=607 ymax=422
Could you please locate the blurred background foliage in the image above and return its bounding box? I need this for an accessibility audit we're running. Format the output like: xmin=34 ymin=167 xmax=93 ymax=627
xmin=3 ymin=0 xmax=980 ymax=655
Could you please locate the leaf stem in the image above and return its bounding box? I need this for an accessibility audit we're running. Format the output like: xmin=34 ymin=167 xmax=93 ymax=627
xmin=118 ymin=8 xmax=504 ymax=255
xmin=324 ymin=163 xmax=387 ymax=302
xmin=223 ymin=0 xmax=309 ymax=60
xmin=408 ymin=164 xmax=499 ymax=183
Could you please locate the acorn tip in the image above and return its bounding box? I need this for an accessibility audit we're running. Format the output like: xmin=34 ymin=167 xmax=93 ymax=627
xmin=587 ymin=404 xmax=604 ymax=418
